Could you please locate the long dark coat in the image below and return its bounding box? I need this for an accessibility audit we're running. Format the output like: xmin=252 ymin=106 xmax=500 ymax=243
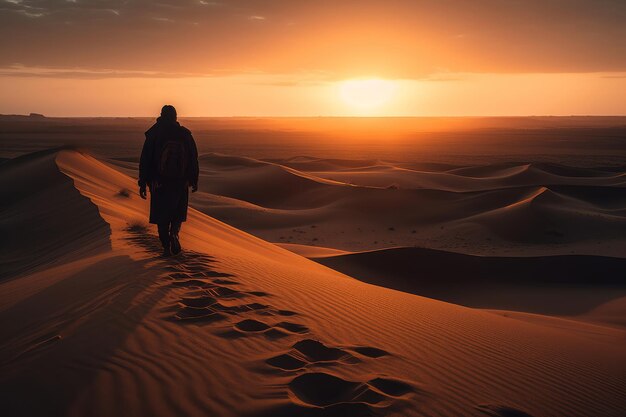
xmin=138 ymin=117 xmax=199 ymax=224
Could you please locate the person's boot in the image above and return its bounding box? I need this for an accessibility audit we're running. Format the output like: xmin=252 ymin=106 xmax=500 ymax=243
xmin=158 ymin=223 xmax=171 ymax=257
xmin=170 ymin=233 xmax=181 ymax=255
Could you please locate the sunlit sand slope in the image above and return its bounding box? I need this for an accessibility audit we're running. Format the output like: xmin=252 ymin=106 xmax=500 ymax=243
xmin=0 ymin=150 xmax=624 ymax=417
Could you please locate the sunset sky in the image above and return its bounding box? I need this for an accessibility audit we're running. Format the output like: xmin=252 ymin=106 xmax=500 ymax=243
xmin=1 ymin=0 xmax=625 ymax=116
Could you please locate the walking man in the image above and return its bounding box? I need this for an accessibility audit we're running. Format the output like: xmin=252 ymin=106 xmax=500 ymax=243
xmin=139 ymin=105 xmax=199 ymax=256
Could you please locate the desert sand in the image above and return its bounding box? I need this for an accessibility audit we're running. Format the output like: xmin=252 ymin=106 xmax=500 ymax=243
xmin=1 ymin=116 xmax=626 ymax=417
xmin=0 ymin=147 xmax=625 ymax=417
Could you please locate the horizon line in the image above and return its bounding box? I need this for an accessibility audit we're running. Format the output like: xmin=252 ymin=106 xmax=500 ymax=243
xmin=3 ymin=114 xmax=626 ymax=119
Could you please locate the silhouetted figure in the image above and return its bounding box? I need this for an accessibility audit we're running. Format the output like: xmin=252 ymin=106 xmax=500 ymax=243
xmin=139 ymin=105 xmax=199 ymax=256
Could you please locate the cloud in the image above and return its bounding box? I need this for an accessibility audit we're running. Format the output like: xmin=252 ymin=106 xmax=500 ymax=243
xmin=0 ymin=64 xmax=230 ymax=79
xmin=0 ymin=1 xmax=625 ymax=78
xmin=16 ymin=9 xmax=43 ymax=17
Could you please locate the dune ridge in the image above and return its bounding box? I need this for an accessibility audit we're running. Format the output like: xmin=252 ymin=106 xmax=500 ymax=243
xmin=0 ymin=149 xmax=624 ymax=416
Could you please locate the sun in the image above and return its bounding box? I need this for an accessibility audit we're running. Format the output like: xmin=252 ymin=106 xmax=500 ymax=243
xmin=338 ymin=78 xmax=397 ymax=112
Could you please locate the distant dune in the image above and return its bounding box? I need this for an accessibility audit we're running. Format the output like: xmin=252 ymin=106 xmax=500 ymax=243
xmin=1 ymin=149 xmax=625 ymax=416
xmin=121 ymin=152 xmax=626 ymax=257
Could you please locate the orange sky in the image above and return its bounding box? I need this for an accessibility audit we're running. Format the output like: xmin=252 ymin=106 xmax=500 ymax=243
xmin=1 ymin=0 xmax=625 ymax=116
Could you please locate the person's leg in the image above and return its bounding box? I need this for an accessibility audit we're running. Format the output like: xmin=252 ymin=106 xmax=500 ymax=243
xmin=170 ymin=221 xmax=181 ymax=236
xmin=157 ymin=222 xmax=171 ymax=255
xmin=170 ymin=221 xmax=182 ymax=254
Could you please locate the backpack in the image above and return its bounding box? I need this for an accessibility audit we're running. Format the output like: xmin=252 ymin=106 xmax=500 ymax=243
xmin=158 ymin=138 xmax=188 ymax=180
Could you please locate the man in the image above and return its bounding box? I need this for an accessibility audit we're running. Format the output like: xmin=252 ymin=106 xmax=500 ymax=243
xmin=139 ymin=105 xmax=199 ymax=256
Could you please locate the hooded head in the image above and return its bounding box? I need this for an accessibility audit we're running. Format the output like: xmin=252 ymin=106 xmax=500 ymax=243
xmin=159 ymin=105 xmax=177 ymax=123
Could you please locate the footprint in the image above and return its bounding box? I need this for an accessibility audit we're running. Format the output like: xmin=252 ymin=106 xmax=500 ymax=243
xmin=350 ymin=346 xmax=390 ymax=358
xmin=229 ymin=319 xmax=308 ymax=339
xmin=266 ymin=354 xmax=307 ymax=371
xmin=174 ymin=306 xmax=225 ymax=323
xmin=208 ymin=301 xmax=271 ymax=314
xmin=293 ymin=339 xmax=351 ymax=362
xmin=477 ymin=405 xmax=535 ymax=417
xmin=211 ymin=302 xmax=257 ymax=314
xmin=266 ymin=339 xmax=358 ymax=371
xmin=180 ymin=296 xmax=217 ymax=308
xmin=235 ymin=319 xmax=271 ymax=332
xmin=206 ymin=286 xmax=245 ymax=298
xmin=245 ymin=302 xmax=270 ymax=311
xmin=288 ymin=372 xmax=386 ymax=407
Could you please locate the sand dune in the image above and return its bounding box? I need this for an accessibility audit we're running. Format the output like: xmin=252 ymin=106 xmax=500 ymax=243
xmin=1 ymin=149 xmax=625 ymax=416
xmin=294 ymin=161 xmax=626 ymax=192
xmin=458 ymin=185 xmax=626 ymax=245
xmin=144 ymin=154 xmax=626 ymax=256
xmin=0 ymin=148 xmax=111 ymax=280
xmin=314 ymin=246 xmax=626 ymax=316
xmin=198 ymin=153 xmax=347 ymax=209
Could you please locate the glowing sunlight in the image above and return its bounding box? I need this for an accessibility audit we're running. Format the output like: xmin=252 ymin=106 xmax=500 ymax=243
xmin=338 ymin=78 xmax=397 ymax=113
